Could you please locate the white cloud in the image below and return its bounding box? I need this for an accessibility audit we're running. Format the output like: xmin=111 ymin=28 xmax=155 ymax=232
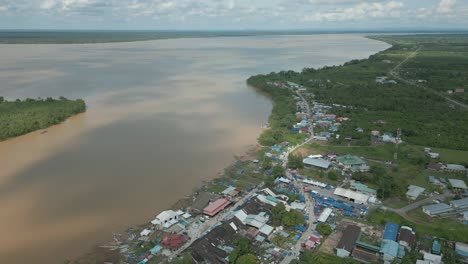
xmin=436 ymin=0 xmax=456 ymax=13
xmin=303 ymin=1 xmax=404 ymax=22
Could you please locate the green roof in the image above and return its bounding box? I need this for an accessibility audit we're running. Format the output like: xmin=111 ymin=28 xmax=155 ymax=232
xmin=337 ymin=155 xmax=366 ymax=166
xmin=351 ymin=182 xmax=377 ymax=195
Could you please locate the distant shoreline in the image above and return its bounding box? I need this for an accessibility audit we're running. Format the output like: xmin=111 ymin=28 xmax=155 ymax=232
xmin=1 ymin=30 xmax=467 ymax=44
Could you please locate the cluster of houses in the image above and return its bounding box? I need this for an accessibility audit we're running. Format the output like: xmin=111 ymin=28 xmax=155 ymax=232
xmin=302 ymin=153 xmax=370 ymax=174
xmin=310 ymin=102 xmax=350 ymax=140
xmin=422 ymin=197 xmax=468 ymax=217
xmin=424 ymin=147 xmax=440 ymax=159
xmin=336 ymin=222 xmax=416 ymax=264
xmin=428 ymin=162 xmax=468 ymax=175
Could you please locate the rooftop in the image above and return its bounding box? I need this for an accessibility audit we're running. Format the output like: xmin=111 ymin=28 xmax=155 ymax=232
xmin=451 ymin=197 xmax=468 ymax=208
xmin=336 ymin=224 xmax=361 ymax=252
xmin=380 ymin=239 xmax=399 ymax=257
xmin=302 ymin=158 xmax=331 ymax=169
xmin=423 ymin=203 xmax=452 ymax=214
xmin=203 ymin=198 xmax=231 ymax=216
xmin=383 ymin=222 xmax=399 ymax=241
xmin=449 ymin=179 xmax=468 ymax=189
xmin=336 ymin=154 xmax=366 ymax=166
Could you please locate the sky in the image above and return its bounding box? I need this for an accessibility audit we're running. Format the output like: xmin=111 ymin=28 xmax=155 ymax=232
xmin=0 ymin=0 xmax=467 ymax=30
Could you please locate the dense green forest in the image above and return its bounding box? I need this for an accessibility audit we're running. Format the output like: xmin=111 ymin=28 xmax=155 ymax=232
xmin=248 ymin=35 xmax=468 ymax=150
xmin=0 ymin=97 xmax=86 ymax=140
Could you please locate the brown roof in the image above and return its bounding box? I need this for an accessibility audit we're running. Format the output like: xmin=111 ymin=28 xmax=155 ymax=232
xmin=351 ymin=248 xmax=380 ymax=263
xmin=398 ymin=228 xmax=416 ymax=248
xmin=336 ymin=225 xmax=361 ymax=253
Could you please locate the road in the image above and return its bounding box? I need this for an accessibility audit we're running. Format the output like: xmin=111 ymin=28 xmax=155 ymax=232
xmin=389 ymin=46 xmax=468 ymax=111
xmin=389 ymin=190 xmax=453 ymax=214
xmin=168 ymin=187 xmax=260 ymax=260
xmin=279 ymin=89 xmax=317 ymax=264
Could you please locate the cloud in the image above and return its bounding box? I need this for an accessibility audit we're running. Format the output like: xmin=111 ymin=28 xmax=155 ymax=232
xmin=302 ymin=1 xmax=404 ymax=22
xmin=436 ymin=0 xmax=456 ymax=13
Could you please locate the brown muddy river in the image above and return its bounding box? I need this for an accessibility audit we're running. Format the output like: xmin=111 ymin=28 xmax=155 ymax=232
xmin=0 ymin=34 xmax=389 ymax=263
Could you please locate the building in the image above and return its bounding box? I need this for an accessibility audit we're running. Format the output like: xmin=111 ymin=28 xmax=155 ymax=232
xmin=380 ymin=239 xmax=400 ymax=263
xmin=449 ymin=179 xmax=468 ymax=190
xmin=221 ymin=186 xmax=240 ymax=197
xmin=318 ymin=208 xmax=333 ymax=223
xmin=422 ymin=203 xmax=453 ymax=216
xmin=350 ymin=181 xmax=377 ymax=196
xmin=455 ymin=88 xmax=465 ymax=93
xmin=162 ymin=234 xmax=186 ymax=249
xmin=417 ymin=252 xmax=442 ymax=264
xmin=336 ymin=155 xmax=370 ymax=172
xmin=432 ymin=240 xmax=441 ymax=255
xmin=234 ymin=210 xmax=274 ymax=236
xmin=302 ymin=157 xmax=331 ymax=170
xmin=451 ymin=197 xmax=468 ymax=210
xmin=455 ymin=242 xmax=468 ymax=259
xmin=336 ymin=225 xmax=361 ymax=258
xmin=406 ymin=185 xmax=425 ymax=200
xmin=151 ymin=210 xmax=179 ymax=228
xmin=203 ymin=198 xmax=231 ymax=216
xmin=334 ymin=187 xmax=370 ymax=204
xmin=442 ymin=164 xmax=467 ymax=173
xmin=351 ymin=248 xmax=380 ymax=263
xmin=398 ymin=226 xmax=416 ymax=251
xmin=383 ymin=222 xmax=399 ymax=241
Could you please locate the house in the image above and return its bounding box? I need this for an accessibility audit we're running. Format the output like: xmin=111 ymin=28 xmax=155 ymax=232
xmin=336 ymin=155 xmax=369 ymax=172
xmin=428 ymin=152 xmax=440 ymax=159
xmin=371 ymin=130 xmax=380 ymax=136
xmin=417 ymin=252 xmax=442 ymax=264
xmin=422 ymin=203 xmax=453 ymax=216
xmin=463 ymin=211 xmax=468 ymax=224
xmin=303 ymin=158 xmax=331 ymax=170
xmin=162 ymin=234 xmax=186 ymax=249
xmin=318 ymin=208 xmax=333 ymax=223
xmin=151 ymin=210 xmax=179 ymax=228
xmin=191 ymin=192 xmax=221 ymax=214
xmin=428 ymin=176 xmax=435 ymax=184
xmin=334 ymin=187 xmax=370 ymax=204
xmin=455 ymin=88 xmax=465 ymax=93
xmin=222 ymin=186 xmax=240 ymax=197
xmin=355 ymin=127 xmax=364 ymax=133
xmin=350 ymin=181 xmax=377 ymax=196
xmin=203 ymin=198 xmax=231 ymax=216
xmin=406 ymin=185 xmax=425 ymax=200
xmin=287 ymin=81 xmax=300 ymax=88
xmin=234 ymin=210 xmax=274 ymax=236
xmin=380 ymin=239 xmax=400 ymax=263
xmin=432 ymin=240 xmax=441 ymax=255
xmin=427 ymin=163 xmax=442 ymax=171
xmin=455 ymin=242 xmax=468 ymax=259
xmin=451 ymin=197 xmax=468 ymax=210
xmin=336 ymin=225 xmax=361 ymax=258
xmin=351 ymin=248 xmax=380 ymax=263
xmin=442 ymin=164 xmax=467 ymax=173
xmin=398 ymin=226 xmax=416 ymax=251
xmin=449 ymin=179 xmax=468 ymax=190
xmin=383 ymin=222 xmax=399 ymax=241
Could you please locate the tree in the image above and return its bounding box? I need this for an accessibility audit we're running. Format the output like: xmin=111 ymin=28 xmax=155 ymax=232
xmin=236 ymin=254 xmax=258 ymax=264
xmin=272 ymin=203 xmax=286 ymax=224
xmin=288 ymin=154 xmax=304 ymax=169
xmin=271 ymin=165 xmax=285 ymax=178
xmin=328 ymin=171 xmax=338 ymax=181
xmin=282 ymin=209 xmax=305 ymax=227
xmin=261 ymin=157 xmax=272 ymax=170
xmin=229 ymin=237 xmax=251 ymax=263
xmin=316 ymin=223 xmax=332 ymax=236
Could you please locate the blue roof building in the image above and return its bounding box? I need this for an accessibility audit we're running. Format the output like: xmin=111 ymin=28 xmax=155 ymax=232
xmin=380 ymin=239 xmax=400 ymax=263
xmin=383 ymin=222 xmax=399 ymax=241
xmin=432 ymin=240 xmax=441 ymax=255
xmin=428 ymin=176 xmax=435 ymax=183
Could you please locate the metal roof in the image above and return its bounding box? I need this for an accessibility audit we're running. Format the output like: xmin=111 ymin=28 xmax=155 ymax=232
xmin=380 ymin=239 xmax=399 ymax=257
xmin=302 ymin=158 xmax=331 ymax=169
xmin=383 ymin=222 xmax=399 ymax=241
xmin=423 ymin=203 xmax=452 ymax=214
xmin=449 ymin=179 xmax=468 ymax=189
xmin=451 ymin=197 xmax=468 ymax=208
xmin=336 ymin=154 xmax=366 ymax=165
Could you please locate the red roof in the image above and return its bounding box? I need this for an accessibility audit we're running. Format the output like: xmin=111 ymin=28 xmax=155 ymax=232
xmin=162 ymin=234 xmax=186 ymax=249
xmin=203 ymin=198 xmax=231 ymax=216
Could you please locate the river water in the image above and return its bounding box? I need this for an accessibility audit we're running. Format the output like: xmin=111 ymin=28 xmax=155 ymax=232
xmin=0 ymin=34 xmax=389 ymax=263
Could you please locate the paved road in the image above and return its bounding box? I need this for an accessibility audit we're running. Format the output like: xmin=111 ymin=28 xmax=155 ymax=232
xmin=390 ymin=190 xmax=454 ymax=214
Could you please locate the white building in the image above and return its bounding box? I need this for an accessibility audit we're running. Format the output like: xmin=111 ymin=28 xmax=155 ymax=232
xmin=151 ymin=210 xmax=179 ymax=228
xmin=334 ymin=187 xmax=370 ymax=204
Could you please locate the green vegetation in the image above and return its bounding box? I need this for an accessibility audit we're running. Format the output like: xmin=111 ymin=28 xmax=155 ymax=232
xmin=288 ymin=153 xmax=304 ymax=169
xmin=271 ymin=203 xmax=306 ymax=227
xmin=248 ymin=35 xmax=468 ymax=150
xmin=292 ymin=251 xmax=361 ymax=264
xmin=368 ymin=210 xmax=468 ymax=243
xmin=248 ymin=77 xmax=306 ymax=146
xmin=229 ymin=237 xmax=257 ymax=264
xmin=316 ymin=223 xmax=332 ymax=236
xmin=0 ymin=97 xmax=86 ymax=141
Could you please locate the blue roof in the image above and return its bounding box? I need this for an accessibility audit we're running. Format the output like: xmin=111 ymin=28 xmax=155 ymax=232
xmin=150 ymin=245 xmax=163 ymax=254
xmin=428 ymin=176 xmax=435 ymax=183
xmin=432 ymin=240 xmax=441 ymax=254
xmin=383 ymin=222 xmax=399 ymax=241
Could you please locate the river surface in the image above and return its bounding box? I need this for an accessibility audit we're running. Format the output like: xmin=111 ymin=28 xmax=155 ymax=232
xmin=0 ymin=34 xmax=389 ymax=263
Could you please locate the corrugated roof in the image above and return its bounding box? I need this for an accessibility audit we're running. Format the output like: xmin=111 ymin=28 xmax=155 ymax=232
xmin=334 ymin=187 xmax=370 ymax=204
xmin=423 ymin=203 xmax=452 ymax=214
xmin=336 ymin=155 xmax=366 ymax=166
xmin=302 ymin=158 xmax=331 ymax=169
xmin=451 ymin=197 xmax=468 ymax=208
xmin=380 ymin=239 xmax=399 ymax=257
xmin=383 ymin=222 xmax=399 ymax=241
xmin=449 ymin=179 xmax=468 ymax=189
xmin=336 ymin=224 xmax=360 ymax=252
